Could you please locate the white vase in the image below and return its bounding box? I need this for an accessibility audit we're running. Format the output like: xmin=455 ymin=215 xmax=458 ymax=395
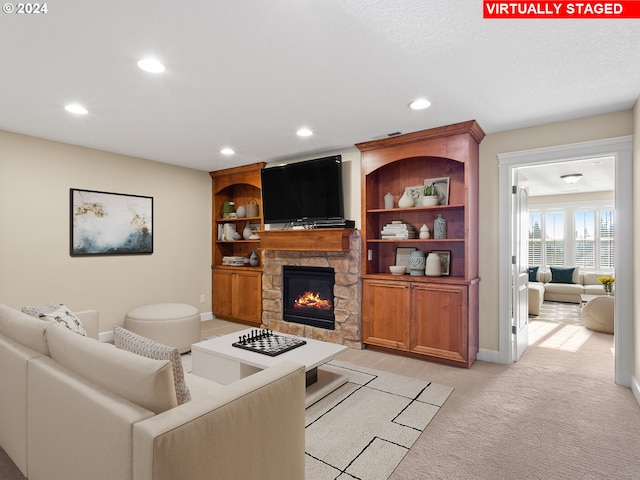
xmin=398 ymin=191 xmax=415 ymax=208
xmin=419 ymin=224 xmax=430 ymax=239
xmin=384 ymin=192 xmax=394 ymax=209
xmin=425 ymin=252 xmax=442 ymax=276
xmin=242 ymin=224 xmax=253 ymax=240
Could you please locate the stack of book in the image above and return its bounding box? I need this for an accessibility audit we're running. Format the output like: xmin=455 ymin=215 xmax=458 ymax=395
xmin=381 ymin=221 xmax=416 ymax=239
xmin=222 ymin=256 xmax=245 ymax=266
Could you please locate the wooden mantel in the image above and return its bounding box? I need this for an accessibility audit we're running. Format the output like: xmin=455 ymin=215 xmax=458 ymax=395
xmin=259 ymin=228 xmax=354 ymax=252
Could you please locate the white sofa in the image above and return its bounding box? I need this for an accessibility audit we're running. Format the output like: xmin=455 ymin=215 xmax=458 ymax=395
xmin=528 ymin=267 xmax=610 ymax=315
xmin=0 ymin=304 xmax=306 ymax=480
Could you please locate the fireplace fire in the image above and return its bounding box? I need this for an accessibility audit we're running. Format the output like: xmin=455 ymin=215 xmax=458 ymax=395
xmin=282 ymin=266 xmax=335 ymax=330
xmin=294 ymin=291 xmax=332 ymax=310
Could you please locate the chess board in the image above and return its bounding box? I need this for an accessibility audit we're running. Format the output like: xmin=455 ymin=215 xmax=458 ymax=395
xmin=232 ymin=330 xmax=307 ymax=357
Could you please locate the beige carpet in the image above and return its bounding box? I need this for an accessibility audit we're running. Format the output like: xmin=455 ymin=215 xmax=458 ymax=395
xmin=305 ymin=361 xmax=452 ymax=480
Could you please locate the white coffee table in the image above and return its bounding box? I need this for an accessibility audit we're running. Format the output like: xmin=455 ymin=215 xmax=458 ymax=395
xmin=192 ymin=328 xmax=348 ymax=407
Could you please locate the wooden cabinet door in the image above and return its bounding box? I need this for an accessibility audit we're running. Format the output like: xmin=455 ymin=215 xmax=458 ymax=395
xmin=362 ymin=279 xmax=410 ymax=350
xmin=411 ymin=283 xmax=468 ymax=364
xmin=234 ymin=270 xmax=262 ymax=324
xmin=212 ymin=269 xmax=234 ymax=318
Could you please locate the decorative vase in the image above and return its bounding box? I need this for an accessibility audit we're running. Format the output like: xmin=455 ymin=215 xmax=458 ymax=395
xmin=249 ymin=250 xmax=259 ymax=267
xmin=603 ymin=283 xmax=612 ymax=295
xmin=236 ymin=205 xmax=246 ymax=218
xmin=434 ymin=214 xmax=447 ymax=239
xmin=422 ymin=196 xmax=439 ymax=207
xmin=419 ymin=224 xmax=430 ymax=239
xmin=407 ymin=250 xmax=426 ymax=276
xmin=398 ymin=191 xmax=415 ymax=208
xmin=384 ymin=192 xmax=394 ymax=209
xmin=425 ymin=252 xmax=442 ymax=276
xmin=242 ymin=224 xmax=253 ymax=240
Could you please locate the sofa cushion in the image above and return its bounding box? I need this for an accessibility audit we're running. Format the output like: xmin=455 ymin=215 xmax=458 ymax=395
xmin=21 ymin=304 xmax=58 ymax=318
xmin=528 ymin=266 xmax=539 ymax=282
xmin=0 ymin=304 xmax=52 ymax=355
xmin=46 ymin=323 xmax=178 ymax=414
xmin=114 ymin=326 xmax=191 ymax=405
xmin=40 ymin=304 xmax=86 ymax=336
xmin=550 ymin=266 xmax=578 ymax=284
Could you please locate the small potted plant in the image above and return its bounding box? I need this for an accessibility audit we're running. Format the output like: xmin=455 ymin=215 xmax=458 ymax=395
xmin=422 ymin=183 xmax=439 ymax=206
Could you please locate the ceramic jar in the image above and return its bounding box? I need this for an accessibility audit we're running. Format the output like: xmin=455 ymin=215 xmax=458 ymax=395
xmin=425 ymin=252 xmax=442 ymax=276
xmin=407 ymin=250 xmax=426 ymax=276
xmin=384 ymin=192 xmax=394 ymax=209
xmin=419 ymin=224 xmax=430 ymax=239
xmin=242 ymin=224 xmax=253 ymax=240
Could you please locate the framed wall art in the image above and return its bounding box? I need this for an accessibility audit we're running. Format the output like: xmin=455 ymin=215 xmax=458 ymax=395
xmin=70 ymin=188 xmax=153 ymax=256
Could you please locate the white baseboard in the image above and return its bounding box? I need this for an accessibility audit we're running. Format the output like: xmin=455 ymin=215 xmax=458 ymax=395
xmin=200 ymin=312 xmax=213 ymax=321
xmin=631 ymin=375 xmax=640 ymax=407
xmin=477 ymin=348 xmax=502 ymax=364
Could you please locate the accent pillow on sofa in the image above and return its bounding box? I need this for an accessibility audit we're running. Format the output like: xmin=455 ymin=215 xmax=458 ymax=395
xmin=21 ymin=304 xmax=59 ymax=318
xmin=113 ymin=326 xmax=191 ymax=405
xmin=39 ymin=304 xmax=86 ymax=336
xmin=550 ymin=266 xmax=577 ymax=284
xmin=528 ymin=266 xmax=539 ymax=282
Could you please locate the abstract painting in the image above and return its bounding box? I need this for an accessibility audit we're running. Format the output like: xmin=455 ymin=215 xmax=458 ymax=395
xmin=70 ymin=189 xmax=153 ymax=256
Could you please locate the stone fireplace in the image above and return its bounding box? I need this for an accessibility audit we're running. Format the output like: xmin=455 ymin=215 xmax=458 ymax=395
xmin=261 ymin=229 xmax=362 ymax=349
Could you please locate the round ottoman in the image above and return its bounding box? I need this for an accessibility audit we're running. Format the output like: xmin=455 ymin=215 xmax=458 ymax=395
xmin=124 ymin=303 xmax=201 ymax=353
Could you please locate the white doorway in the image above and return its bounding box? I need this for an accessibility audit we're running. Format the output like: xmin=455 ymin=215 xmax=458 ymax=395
xmin=498 ymin=136 xmax=633 ymax=387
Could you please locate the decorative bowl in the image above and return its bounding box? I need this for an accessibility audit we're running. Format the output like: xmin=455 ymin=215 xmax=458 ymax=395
xmin=389 ymin=265 xmax=406 ymax=275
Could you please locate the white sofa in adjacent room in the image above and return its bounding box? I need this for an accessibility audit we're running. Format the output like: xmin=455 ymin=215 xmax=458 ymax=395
xmin=527 ymin=266 xmax=612 ymax=314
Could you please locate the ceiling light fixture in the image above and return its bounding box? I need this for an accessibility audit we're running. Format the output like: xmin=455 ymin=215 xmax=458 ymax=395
xmin=560 ymin=173 xmax=583 ymax=184
xmin=64 ymin=104 xmax=88 ymax=115
xmin=409 ymin=98 xmax=431 ymax=110
xmin=137 ymin=58 xmax=165 ymax=73
xmin=296 ymin=128 xmax=313 ymax=137
xmin=220 ymin=148 xmax=235 ymax=155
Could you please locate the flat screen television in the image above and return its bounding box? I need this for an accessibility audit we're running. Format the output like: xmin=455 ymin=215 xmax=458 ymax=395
xmin=261 ymin=155 xmax=344 ymax=224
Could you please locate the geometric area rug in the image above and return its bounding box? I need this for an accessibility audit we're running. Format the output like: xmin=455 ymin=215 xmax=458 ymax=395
xmin=305 ymin=360 xmax=454 ymax=480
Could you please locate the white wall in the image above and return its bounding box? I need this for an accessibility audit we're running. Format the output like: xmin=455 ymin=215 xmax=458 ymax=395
xmin=0 ymin=130 xmax=212 ymax=334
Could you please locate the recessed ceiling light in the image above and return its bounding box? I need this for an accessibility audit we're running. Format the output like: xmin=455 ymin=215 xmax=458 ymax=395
xmin=137 ymin=58 xmax=165 ymax=73
xmin=64 ymin=104 xmax=88 ymax=115
xmin=409 ymin=98 xmax=431 ymax=110
xmin=296 ymin=128 xmax=313 ymax=137
xmin=220 ymin=148 xmax=235 ymax=155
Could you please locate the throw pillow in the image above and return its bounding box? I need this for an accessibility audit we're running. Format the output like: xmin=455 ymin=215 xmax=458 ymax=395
xmin=113 ymin=326 xmax=191 ymax=405
xmin=550 ymin=267 xmax=575 ymax=284
xmin=528 ymin=266 xmax=539 ymax=282
xmin=22 ymin=303 xmax=59 ymax=318
xmin=40 ymin=304 xmax=87 ymax=336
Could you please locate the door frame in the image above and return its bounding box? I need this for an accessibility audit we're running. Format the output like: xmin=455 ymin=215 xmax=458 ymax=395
xmin=498 ymin=136 xmax=632 ymax=387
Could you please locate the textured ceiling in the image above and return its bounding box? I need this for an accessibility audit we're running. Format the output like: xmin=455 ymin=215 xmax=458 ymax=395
xmin=1 ymin=1 xmax=638 ymax=172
